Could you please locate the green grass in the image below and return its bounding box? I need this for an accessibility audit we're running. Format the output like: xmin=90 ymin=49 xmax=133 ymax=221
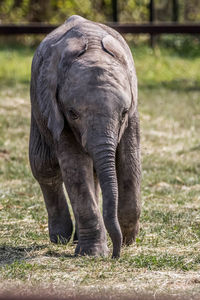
xmin=0 ymin=43 xmax=200 ymax=298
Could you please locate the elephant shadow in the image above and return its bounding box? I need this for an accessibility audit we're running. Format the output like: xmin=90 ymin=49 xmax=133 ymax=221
xmin=0 ymin=244 xmax=74 ymax=266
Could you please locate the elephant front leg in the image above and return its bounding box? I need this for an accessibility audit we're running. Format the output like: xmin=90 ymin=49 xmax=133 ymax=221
xmin=29 ymin=115 xmax=73 ymax=244
xmin=73 ymin=171 xmax=100 ymax=245
xmin=57 ymin=137 xmax=108 ymax=257
xmin=117 ymin=112 xmax=141 ymax=245
xmin=40 ymin=182 xmax=73 ymax=244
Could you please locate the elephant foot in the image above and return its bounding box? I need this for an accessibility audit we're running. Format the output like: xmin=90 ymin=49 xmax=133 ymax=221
xmin=121 ymin=221 xmax=139 ymax=245
xmin=49 ymin=218 xmax=73 ymax=245
xmin=75 ymin=242 xmax=109 ymax=257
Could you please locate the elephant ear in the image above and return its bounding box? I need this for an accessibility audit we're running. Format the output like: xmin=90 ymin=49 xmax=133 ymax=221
xmin=101 ymin=34 xmax=138 ymax=115
xmin=101 ymin=34 xmax=127 ymax=66
xmin=48 ymin=29 xmax=87 ymax=141
xmin=36 ymin=29 xmax=88 ymax=142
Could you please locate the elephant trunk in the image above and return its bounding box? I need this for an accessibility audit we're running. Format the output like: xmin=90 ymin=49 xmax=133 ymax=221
xmin=90 ymin=140 xmax=122 ymax=258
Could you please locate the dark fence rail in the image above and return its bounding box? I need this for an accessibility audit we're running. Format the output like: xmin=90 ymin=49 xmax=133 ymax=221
xmin=112 ymin=23 xmax=200 ymax=34
xmin=0 ymin=23 xmax=200 ymax=35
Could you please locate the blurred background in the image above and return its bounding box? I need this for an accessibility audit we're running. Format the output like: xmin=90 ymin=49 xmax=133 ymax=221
xmin=0 ymin=0 xmax=200 ymax=52
xmin=0 ymin=0 xmax=200 ymax=24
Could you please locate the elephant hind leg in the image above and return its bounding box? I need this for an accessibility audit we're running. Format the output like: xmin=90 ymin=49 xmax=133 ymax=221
xmin=29 ymin=114 xmax=73 ymax=244
xmin=117 ymin=112 xmax=141 ymax=245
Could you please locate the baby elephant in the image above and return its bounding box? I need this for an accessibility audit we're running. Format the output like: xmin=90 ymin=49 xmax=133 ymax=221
xmin=29 ymin=15 xmax=141 ymax=258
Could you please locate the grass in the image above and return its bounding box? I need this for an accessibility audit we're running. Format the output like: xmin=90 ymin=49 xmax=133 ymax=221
xmin=0 ymin=41 xmax=200 ymax=298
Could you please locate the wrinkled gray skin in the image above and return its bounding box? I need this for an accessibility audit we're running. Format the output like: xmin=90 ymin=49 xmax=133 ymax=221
xmin=29 ymin=15 xmax=141 ymax=258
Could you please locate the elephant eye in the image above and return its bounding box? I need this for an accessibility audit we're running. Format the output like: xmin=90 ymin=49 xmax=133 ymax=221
xmin=68 ymin=108 xmax=79 ymax=120
xmin=121 ymin=108 xmax=128 ymax=120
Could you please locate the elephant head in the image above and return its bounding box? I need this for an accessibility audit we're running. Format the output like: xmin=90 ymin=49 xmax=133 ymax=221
xmin=35 ymin=22 xmax=138 ymax=258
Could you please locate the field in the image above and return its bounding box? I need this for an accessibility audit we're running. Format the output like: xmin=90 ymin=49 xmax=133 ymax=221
xmin=0 ymin=41 xmax=200 ymax=299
